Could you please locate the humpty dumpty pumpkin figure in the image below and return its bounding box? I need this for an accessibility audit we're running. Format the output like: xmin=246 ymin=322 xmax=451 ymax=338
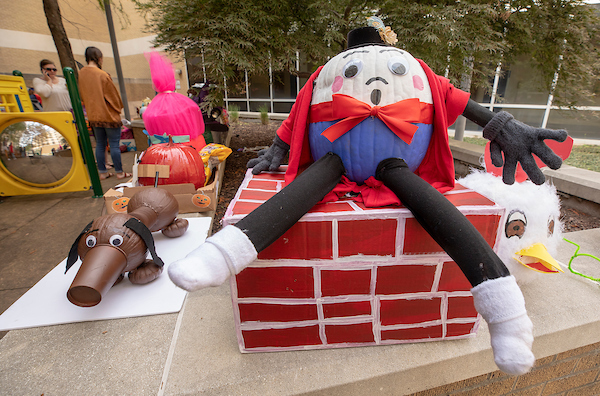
xmin=168 ymin=19 xmax=568 ymax=375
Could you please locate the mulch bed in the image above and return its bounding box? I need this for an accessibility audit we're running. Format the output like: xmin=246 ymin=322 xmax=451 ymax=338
xmin=212 ymin=120 xmax=600 ymax=235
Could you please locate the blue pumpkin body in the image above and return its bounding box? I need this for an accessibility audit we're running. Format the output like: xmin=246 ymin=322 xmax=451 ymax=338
xmin=308 ymin=118 xmax=433 ymax=184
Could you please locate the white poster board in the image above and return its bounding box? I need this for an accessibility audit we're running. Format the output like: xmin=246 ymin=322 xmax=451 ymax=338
xmin=0 ymin=217 xmax=212 ymax=331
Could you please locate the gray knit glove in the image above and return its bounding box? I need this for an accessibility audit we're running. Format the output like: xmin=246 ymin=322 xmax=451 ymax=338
xmin=246 ymin=135 xmax=290 ymax=174
xmin=483 ymin=111 xmax=568 ymax=185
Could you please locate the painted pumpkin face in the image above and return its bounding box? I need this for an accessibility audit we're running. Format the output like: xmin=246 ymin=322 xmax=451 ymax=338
xmin=309 ymin=45 xmax=435 ymax=183
xmin=312 ymin=45 xmax=432 ymax=107
xmin=192 ymin=193 xmax=211 ymax=208
xmin=112 ymin=197 xmax=130 ymax=213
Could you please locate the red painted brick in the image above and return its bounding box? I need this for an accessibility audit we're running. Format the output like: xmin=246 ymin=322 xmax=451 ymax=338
xmin=252 ymin=172 xmax=285 ymax=181
xmin=242 ymin=325 xmax=322 ymax=348
xmin=258 ymin=221 xmax=333 ymax=260
xmin=452 ymin=183 xmax=468 ymax=191
xmin=238 ymin=189 xmax=277 ymax=201
xmin=382 ymin=324 xmax=443 ymax=341
xmin=469 ymin=215 xmax=501 ymax=248
xmin=309 ymin=201 xmax=355 ymax=213
xmin=403 ymin=215 xmax=500 ymax=254
xmin=321 ymin=269 xmax=372 ymax=297
xmin=438 ymin=261 xmax=472 ymax=292
xmin=238 ymin=303 xmax=318 ymax=323
xmin=325 ymin=322 xmax=375 ymax=344
xmin=338 ymin=219 xmax=397 ymax=257
xmin=446 ymin=322 xmax=476 ymax=337
xmin=447 ymin=296 xmax=478 ymax=319
xmin=236 ymin=267 xmax=314 ymax=298
xmin=323 ymin=301 xmax=372 ymax=318
xmin=445 ymin=191 xmax=495 ymax=207
xmin=403 ymin=217 xmax=444 ymax=254
xmin=231 ymin=201 xmax=261 ymax=216
xmin=380 ymin=297 xmax=441 ymax=325
xmin=247 ymin=179 xmax=279 ymax=190
xmin=375 ymin=265 xmax=437 ymax=295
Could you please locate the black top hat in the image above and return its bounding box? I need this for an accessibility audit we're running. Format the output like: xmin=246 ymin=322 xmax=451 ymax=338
xmin=347 ymin=27 xmax=387 ymax=49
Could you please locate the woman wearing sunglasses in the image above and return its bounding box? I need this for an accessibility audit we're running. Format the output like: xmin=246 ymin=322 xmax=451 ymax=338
xmin=32 ymin=59 xmax=72 ymax=112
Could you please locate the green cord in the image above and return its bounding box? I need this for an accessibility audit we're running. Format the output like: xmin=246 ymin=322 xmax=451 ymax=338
xmin=563 ymin=238 xmax=600 ymax=282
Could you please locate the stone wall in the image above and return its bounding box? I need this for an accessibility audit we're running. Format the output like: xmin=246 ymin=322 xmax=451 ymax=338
xmin=412 ymin=341 xmax=600 ymax=395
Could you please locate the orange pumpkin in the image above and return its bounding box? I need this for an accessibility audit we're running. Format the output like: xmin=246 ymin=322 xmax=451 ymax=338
xmin=138 ymin=137 xmax=206 ymax=189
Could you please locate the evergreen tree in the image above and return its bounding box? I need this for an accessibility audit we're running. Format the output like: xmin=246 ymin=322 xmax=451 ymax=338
xmin=136 ymin=0 xmax=600 ymax=107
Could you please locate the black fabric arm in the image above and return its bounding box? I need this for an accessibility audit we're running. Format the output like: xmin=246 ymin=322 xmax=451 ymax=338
xmin=462 ymin=99 xmax=494 ymax=128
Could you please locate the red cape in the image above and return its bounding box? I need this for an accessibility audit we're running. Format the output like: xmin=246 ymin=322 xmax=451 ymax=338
xmin=276 ymin=60 xmax=470 ymax=206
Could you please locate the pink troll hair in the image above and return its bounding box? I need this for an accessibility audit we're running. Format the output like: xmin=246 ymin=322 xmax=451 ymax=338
xmin=142 ymin=51 xmax=205 ymax=143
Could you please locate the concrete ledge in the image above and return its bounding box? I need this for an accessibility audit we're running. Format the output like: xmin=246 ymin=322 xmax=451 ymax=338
xmin=449 ymin=139 xmax=485 ymax=167
xmin=543 ymin=165 xmax=600 ymax=206
xmin=238 ymin=111 xmax=289 ymax=121
xmin=448 ymin=139 xmax=600 ymax=216
xmin=1 ymin=230 xmax=599 ymax=395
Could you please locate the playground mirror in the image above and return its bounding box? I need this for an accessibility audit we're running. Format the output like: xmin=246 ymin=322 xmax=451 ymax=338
xmin=0 ymin=120 xmax=73 ymax=185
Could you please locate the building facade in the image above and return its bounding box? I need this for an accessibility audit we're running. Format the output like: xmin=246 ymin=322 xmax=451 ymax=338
xmin=0 ymin=0 xmax=190 ymax=118
xmin=2 ymin=1 xmax=598 ymax=140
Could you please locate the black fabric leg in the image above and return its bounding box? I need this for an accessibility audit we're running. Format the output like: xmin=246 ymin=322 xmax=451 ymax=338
xmin=376 ymin=158 xmax=509 ymax=287
xmin=236 ymin=153 xmax=345 ymax=252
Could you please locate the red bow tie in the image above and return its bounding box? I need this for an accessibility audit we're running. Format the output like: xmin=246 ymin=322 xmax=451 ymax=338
xmin=310 ymin=94 xmax=430 ymax=144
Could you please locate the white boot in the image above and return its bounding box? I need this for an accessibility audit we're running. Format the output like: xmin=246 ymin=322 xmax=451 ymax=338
xmin=471 ymin=275 xmax=535 ymax=375
xmin=168 ymin=225 xmax=258 ymax=291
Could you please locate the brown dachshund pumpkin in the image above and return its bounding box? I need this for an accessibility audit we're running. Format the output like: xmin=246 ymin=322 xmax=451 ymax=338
xmin=66 ymin=188 xmax=189 ymax=307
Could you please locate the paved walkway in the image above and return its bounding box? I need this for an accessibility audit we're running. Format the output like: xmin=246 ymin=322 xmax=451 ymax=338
xmin=0 ymin=151 xmax=138 ymax=338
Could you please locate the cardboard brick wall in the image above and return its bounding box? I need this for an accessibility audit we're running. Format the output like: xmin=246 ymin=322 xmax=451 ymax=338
xmin=223 ymin=167 xmax=505 ymax=352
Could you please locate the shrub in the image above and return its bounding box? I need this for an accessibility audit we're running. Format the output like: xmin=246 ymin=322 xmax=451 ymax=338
xmin=258 ymin=104 xmax=269 ymax=125
xmin=228 ymin=104 xmax=239 ymax=123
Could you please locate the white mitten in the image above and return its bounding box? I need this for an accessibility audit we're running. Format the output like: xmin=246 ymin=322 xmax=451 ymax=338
xmin=471 ymin=275 xmax=535 ymax=375
xmin=168 ymin=225 xmax=257 ymax=291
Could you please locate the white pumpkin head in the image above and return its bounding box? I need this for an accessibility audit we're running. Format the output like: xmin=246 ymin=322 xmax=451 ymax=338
xmin=311 ymin=45 xmax=433 ymax=107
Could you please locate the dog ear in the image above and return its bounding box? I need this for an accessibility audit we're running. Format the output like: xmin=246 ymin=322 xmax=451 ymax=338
xmin=66 ymin=221 xmax=93 ymax=273
xmin=123 ymin=218 xmax=164 ymax=268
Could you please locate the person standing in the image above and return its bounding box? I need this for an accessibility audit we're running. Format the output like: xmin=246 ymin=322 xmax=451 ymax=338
xmin=8 ymin=142 xmax=16 ymax=160
xmin=78 ymin=47 xmax=130 ymax=180
xmin=32 ymin=60 xmax=72 ymax=112
xmin=28 ymin=87 xmax=43 ymax=111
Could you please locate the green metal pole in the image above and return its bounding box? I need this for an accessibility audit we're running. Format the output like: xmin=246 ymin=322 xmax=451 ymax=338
xmin=63 ymin=67 xmax=103 ymax=198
